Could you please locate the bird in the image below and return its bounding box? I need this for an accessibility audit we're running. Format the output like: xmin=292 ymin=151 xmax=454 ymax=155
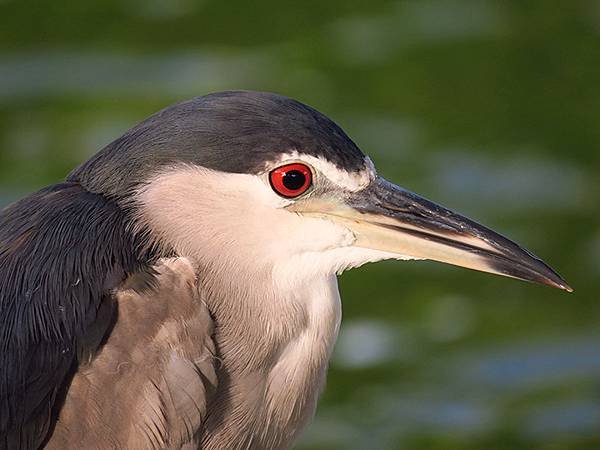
xmin=0 ymin=90 xmax=571 ymax=450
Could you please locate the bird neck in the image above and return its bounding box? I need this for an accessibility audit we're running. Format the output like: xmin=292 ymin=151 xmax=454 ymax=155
xmin=201 ymin=262 xmax=342 ymax=374
xmin=198 ymin=261 xmax=342 ymax=448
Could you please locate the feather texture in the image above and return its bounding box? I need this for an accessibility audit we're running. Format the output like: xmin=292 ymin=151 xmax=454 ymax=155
xmin=0 ymin=183 xmax=158 ymax=449
xmin=47 ymin=258 xmax=217 ymax=449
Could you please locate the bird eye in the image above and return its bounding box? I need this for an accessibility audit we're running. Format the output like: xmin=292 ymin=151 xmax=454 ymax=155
xmin=269 ymin=163 xmax=312 ymax=198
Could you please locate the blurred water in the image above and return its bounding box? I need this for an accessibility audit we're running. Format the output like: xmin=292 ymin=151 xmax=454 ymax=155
xmin=305 ymin=327 xmax=600 ymax=449
xmin=334 ymin=319 xmax=415 ymax=369
xmin=429 ymin=151 xmax=589 ymax=213
xmin=0 ymin=51 xmax=272 ymax=99
xmin=459 ymin=335 xmax=600 ymax=390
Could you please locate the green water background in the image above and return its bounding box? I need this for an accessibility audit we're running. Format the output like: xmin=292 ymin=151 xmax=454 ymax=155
xmin=1 ymin=1 xmax=599 ymax=449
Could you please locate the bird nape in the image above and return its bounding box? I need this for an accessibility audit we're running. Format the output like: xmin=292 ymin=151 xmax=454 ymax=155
xmin=0 ymin=91 xmax=571 ymax=450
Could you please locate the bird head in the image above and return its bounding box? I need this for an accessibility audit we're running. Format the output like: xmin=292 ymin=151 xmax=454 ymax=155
xmin=69 ymin=91 xmax=571 ymax=291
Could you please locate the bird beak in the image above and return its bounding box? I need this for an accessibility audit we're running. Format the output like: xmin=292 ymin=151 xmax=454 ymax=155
xmin=294 ymin=176 xmax=572 ymax=291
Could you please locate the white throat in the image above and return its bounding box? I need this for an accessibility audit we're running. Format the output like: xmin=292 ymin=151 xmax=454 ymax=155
xmin=134 ymin=164 xmax=355 ymax=448
xmin=133 ymin=161 xmax=412 ymax=448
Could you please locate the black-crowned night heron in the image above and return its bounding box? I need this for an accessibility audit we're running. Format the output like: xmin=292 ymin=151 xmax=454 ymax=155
xmin=0 ymin=91 xmax=570 ymax=450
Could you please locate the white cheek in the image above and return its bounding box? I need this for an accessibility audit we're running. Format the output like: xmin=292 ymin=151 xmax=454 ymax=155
xmin=135 ymin=165 xmax=357 ymax=271
xmin=273 ymin=246 xmax=418 ymax=284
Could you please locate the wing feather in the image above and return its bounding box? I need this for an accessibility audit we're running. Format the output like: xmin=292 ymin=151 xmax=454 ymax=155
xmin=46 ymin=258 xmax=217 ymax=449
xmin=0 ymin=183 xmax=158 ymax=448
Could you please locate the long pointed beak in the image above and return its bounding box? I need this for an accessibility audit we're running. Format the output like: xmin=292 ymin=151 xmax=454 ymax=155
xmin=297 ymin=176 xmax=572 ymax=292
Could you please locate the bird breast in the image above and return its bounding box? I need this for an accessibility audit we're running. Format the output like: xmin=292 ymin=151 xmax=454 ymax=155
xmin=200 ymin=271 xmax=343 ymax=450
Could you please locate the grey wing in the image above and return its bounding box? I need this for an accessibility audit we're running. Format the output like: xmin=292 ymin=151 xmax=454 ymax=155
xmin=46 ymin=258 xmax=218 ymax=449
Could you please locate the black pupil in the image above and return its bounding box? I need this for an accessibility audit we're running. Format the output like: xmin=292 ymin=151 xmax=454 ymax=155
xmin=282 ymin=170 xmax=306 ymax=190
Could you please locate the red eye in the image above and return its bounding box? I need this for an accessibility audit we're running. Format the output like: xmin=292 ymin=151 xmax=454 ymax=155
xmin=269 ymin=163 xmax=312 ymax=198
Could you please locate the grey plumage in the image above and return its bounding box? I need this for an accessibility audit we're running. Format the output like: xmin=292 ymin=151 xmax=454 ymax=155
xmin=1 ymin=91 xmax=365 ymax=449
xmin=70 ymin=91 xmax=366 ymax=200
xmin=0 ymin=90 xmax=570 ymax=450
xmin=47 ymin=258 xmax=217 ymax=449
xmin=0 ymin=183 xmax=160 ymax=449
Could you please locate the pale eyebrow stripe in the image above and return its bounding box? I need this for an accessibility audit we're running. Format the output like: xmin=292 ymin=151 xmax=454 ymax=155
xmin=269 ymin=152 xmax=376 ymax=192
